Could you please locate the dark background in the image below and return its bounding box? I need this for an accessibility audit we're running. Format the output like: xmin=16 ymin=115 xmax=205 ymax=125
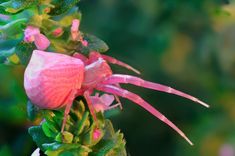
xmin=1 ymin=0 xmax=235 ymax=156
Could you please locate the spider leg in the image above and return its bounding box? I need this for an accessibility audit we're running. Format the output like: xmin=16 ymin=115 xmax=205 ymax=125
xmin=61 ymin=101 xmax=73 ymax=132
xmin=106 ymin=103 xmax=122 ymax=111
xmin=73 ymin=53 xmax=89 ymax=64
xmin=84 ymin=91 xmax=98 ymax=126
xmin=114 ymin=84 xmax=123 ymax=110
xmin=61 ymin=90 xmax=77 ymax=132
xmin=89 ymin=51 xmax=140 ymax=74
xmin=114 ymin=95 xmax=123 ymax=110
xmin=102 ymin=74 xmax=209 ymax=108
xmin=96 ymin=84 xmax=193 ymax=145
xmin=101 ymin=54 xmax=140 ymax=74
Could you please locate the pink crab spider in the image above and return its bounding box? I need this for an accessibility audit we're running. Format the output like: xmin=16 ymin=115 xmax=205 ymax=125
xmin=24 ymin=50 xmax=209 ymax=145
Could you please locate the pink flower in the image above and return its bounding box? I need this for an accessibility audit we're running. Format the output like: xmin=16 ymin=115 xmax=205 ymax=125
xmin=24 ymin=26 xmax=50 ymax=50
xmin=90 ymin=93 xmax=120 ymax=112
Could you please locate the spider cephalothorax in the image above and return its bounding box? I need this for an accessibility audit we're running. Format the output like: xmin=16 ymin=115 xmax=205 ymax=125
xmin=24 ymin=50 xmax=208 ymax=145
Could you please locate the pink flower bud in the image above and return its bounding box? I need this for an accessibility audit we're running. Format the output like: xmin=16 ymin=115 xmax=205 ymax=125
xmin=71 ymin=19 xmax=80 ymax=41
xmin=44 ymin=8 xmax=51 ymax=13
xmin=93 ymin=128 xmax=101 ymax=140
xmin=71 ymin=19 xmax=80 ymax=32
xmin=34 ymin=34 xmax=50 ymax=50
xmin=24 ymin=35 xmax=35 ymax=43
xmin=52 ymin=27 xmax=63 ymax=37
xmin=81 ymin=39 xmax=88 ymax=47
xmin=24 ymin=26 xmax=40 ymax=42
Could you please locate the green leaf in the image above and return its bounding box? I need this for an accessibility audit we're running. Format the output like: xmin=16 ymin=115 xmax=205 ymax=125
xmin=75 ymin=111 xmax=90 ymax=136
xmin=0 ymin=47 xmax=15 ymax=63
xmin=91 ymin=131 xmax=126 ymax=156
xmin=15 ymin=41 xmax=35 ymax=65
xmin=0 ymin=18 xmax=29 ymax=64
xmin=82 ymin=123 xmax=104 ymax=147
xmin=44 ymin=143 xmax=91 ymax=156
xmin=57 ymin=8 xmax=81 ymax=27
xmin=105 ymin=132 xmax=126 ymax=156
xmin=52 ymin=110 xmax=64 ymax=128
xmin=50 ymin=39 xmax=71 ymax=54
xmin=0 ymin=39 xmax=20 ymax=50
xmin=0 ymin=0 xmax=9 ymax=3
xmin=102 ymin=120 xmax=116 ymax=139
xmin=0 ymin=6 xmax=19 ymax=15
xmin=83 ymin=34 xmax=109 ymax=53
xmin=27 ymin=14 xmax=45 ymax=28
xmin=42 ymin=142 xmax=64 ymax=151
xmin=41 ymin=18 xmax=61 ymax=34
xmin=59 ymin=146 xmax=91 ymax=156
xmin=62 ymin=131 xmax=74 ymax=144
xmin=42 ymin=111 xmax=60 ymax=132
xmin=55 ymin=131 xmax=74 ymax=144
xmin=0 ymin=18 xmax=27 ymax=40
xmin=28 ymin=126 xmax=54 ymax=151
xmin=0 ymin=0 xmax=39 ymax=14
xmin=91 ymin=120 xmax=127 ymax=156
xmin=42 ymin=121 xmax=59 ymax=138
xmin=43 ymin=142 xmax=89 ymax=151
xmin=27 ymin=100 xmax=41 ymax=121
xmin=49 ymin=0 xmax=80 ymax=16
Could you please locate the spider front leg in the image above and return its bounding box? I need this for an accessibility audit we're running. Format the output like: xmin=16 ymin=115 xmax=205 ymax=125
xmin=96 ymin=84 xmax=193 ymax=145
xmin=102 ymin=74 xmax=209 ymax=108
xmin=61 ymin=90 xmax=77 ymax=132
xmin=73 ymin=53 xmax=89 ymax=64
xmin=89 ymin=52 xmax=140 ymax=74
xmin=84 ymin=91 xmax=98 ymax=125
xmin=61 ymin=101 xmax=73 ymax=132
xmin=114 ymin=95 xmax=123 ymax=110
xmin=114 ymin=84 xmax=123 ymax=110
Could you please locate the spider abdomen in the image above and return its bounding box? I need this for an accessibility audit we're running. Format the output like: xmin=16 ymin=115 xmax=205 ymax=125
xmin=24 ymin=50 xmax=85 ymax=109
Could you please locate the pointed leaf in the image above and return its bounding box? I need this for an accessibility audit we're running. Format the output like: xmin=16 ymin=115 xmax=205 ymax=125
xmin=28 ymin=126 xmax=54 ymax=151
xmin=83 ymin=33 xmax=109 ymax=53
xmin=0 ymin=18 xmax=26 ymax=39
xmin=0 ymin=0 xmax=39 ymax=14
xmin=15 ymin=41 xmax=35 ymax=65
xmin=55 ymin=131 xmax=74 ymax=144
xmin=49 ymin=0 xmax=80 ymax=16
xmin=0 ymin=47 xmax=15 ymax=63
xmin=42 ymin=122 xmax=58 ymax=138
xmin=27 ymin=100 xmax=41 ymax=121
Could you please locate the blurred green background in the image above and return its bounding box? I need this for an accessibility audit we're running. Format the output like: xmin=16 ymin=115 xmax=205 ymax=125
xmin=1 ymin=0 xmax=235 ymax=155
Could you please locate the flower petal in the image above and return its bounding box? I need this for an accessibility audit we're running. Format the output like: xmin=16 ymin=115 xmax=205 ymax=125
xmin=34 ymin=34 xmax=50 ymax=50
